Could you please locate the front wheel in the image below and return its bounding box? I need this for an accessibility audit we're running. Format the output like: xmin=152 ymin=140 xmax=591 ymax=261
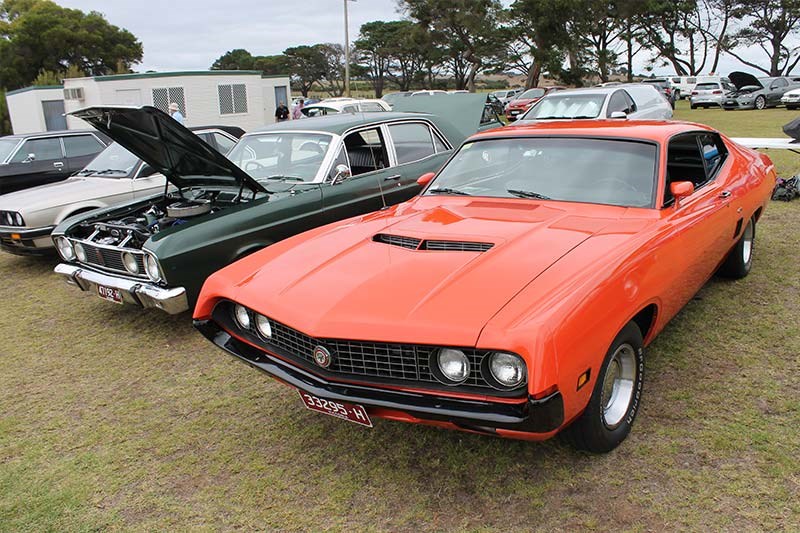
xmin=563 ymin=322 xmax=644 ymax=453
xmin=718 ymin=218 xmax=755 ymax=279
xmin=754 ymin=96 xmax=766 ymax=110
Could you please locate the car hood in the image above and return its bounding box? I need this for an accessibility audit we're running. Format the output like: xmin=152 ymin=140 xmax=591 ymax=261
xmin=729 ymin=71 xmax=763 ymax=90
xmin=69 ymin=106 xmax=265 ymax=194
xmin=224 ymin=197 xmax=623 ymax=346
xmin=0 ymin=176 xmax=138 ymax=216
xmin=390 ymin=93 xmax=495 ymax=144
xmin=783 ymin=88 xmax=800 ymax=97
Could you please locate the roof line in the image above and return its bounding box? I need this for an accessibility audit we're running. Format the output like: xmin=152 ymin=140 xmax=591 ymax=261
xmin=6 ymin=85 xmax=63 ymax=96
xmin=84 ymin=70 xmax=289 ymax=82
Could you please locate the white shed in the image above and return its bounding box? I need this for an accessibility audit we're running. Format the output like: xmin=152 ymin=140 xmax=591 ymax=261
xmin=5 ymin=86 xmax=68 ymax=134
xmin=60 ymin=71 xmax=291 ymax=132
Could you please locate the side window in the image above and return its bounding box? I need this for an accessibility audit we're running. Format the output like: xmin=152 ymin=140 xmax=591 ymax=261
xmin=342 ymin=105 xmax=357 ymax=113
xmin=664 ymin=133 xmax=706 ymax=206
xmin=698 ymin=133 xmax=727 ymax=179
xmin=327 ymin=146 xmax=350 ymax=182
xmin=481 ymin=105 xmax=500 ymax=126
xmin=607 ymin=91 xmax=632 ymax=116
xmin=63 ymin=135 xmax=104 ymax=158
xmin=687 ymin=77 xmax=696 ymax=84
xmin=433 ymin=132 xmax=448 ymax=153
xmin=343 ymin=127 xmax=389 ymax=176
xmin=360 ymin=102 xmax=385 ymax=112
xmin=10 ymin=137 xmax=62 ymax=162
xmin=388 ymin=123 xmax=436 ymax=164
xmin=213 ymin=133 xmax=236 ymax=154
xmin=623 ymin=91 xmax=637 ymax=113
xmin=774 ymin=78 xmax=788 ymax=88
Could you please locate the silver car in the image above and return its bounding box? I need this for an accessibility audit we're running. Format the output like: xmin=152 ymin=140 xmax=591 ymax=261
xmin=517 ymin=85 xmax=673 ymax=122
xmin=690 ymin=81 xmax=735 ymax=109
xmin=0 ymin=127 xmax=241 ymax=255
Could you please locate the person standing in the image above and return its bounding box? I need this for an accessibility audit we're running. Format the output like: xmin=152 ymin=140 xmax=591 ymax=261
xmin=275 ymin=101 xmax=290 ymax=122
xmin=168 ymin=103 xmax=185 ymax=125
xmin=292 ymin=98 xmax=304 ymax=120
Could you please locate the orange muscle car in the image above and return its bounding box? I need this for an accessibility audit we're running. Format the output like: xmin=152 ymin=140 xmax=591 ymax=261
xmin=194 ymin=120 xmax=775 ymax=452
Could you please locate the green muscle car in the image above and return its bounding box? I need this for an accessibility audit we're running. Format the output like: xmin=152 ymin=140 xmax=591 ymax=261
xmin=53 ymin=98 xmax=494 ymax=314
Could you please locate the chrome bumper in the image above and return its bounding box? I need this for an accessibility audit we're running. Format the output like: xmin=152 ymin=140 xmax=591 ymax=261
xmin=54 ymin=263 xmax=189 ymax=314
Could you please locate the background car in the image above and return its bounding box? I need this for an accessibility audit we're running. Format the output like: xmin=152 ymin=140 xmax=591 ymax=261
xmin=781 ymin=87 xmax=800 ymax=110
xmin=0 ymin=130 xmax=110 ymax=195
xmin=0 ymin=126 xmax=243 ymax=255
xmin=690 ymin=80 xmax=735 ymax=109
xmin=504 ymin=87 xmax=565 ymax=121
xmin=640 ymin=78 xmax=675 ymax=107
xmin=518 ymin=85 xmax=672 ymax=121
xmin=668 ymin=76 xmax=698 ymax=100
xmin=301 ymin=99 xmax=390 ymax=117
xmin=722 ymin=72 xmax=800 ymax=110
xmin=490 ymin=89 xmax=520 ymax=105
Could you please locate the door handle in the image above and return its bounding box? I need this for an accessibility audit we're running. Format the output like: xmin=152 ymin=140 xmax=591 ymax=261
xmin=53 ymin=162 xmax=64 ymax=169
xmin=718 ymin=190 xmax=731 ymax=199
xmin=384 ymin=174 xmax=401 ymax=181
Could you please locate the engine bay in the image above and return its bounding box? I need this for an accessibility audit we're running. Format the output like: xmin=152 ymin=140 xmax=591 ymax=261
xmin=71 ymin=189 xmax=249 ymax=249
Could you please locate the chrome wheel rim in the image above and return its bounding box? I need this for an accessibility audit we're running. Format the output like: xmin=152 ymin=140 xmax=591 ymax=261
xmin=742 ymin=221 xmax=754 ymax=264
xmin=601 ymin=343 xmax=637 ymax=429
xmin=755 ymin=97 xmax=765 ymax=109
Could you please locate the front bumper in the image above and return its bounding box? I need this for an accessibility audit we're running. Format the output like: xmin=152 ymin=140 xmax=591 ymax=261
xmin=55 ymin=263 xmax=189 ymax=314
xmin=194 ymin=319 xmax=565 ymax=435
xmin=720 ymin=99 xmax=755 ymax=109
xmin=782 ymin=97 xmax=800 ymax=106
xmin=0 ymin=225 xmax=56 ymax=255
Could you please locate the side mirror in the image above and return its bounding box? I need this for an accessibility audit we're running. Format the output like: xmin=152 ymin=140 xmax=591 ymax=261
xmin=670 ymin=181 xmax=695 ymax=207
xmin=139 ymin=164 xmax=155 ymax=177
xmin=331 ymin=164 xmax=351 ymax=185
xmin=609 ymin=111 xmax=627 ymax=119
xmin=22 ymin=153 xmax=36 ymax=163
xmin=417 ymin=172 xmax=435 ymax=187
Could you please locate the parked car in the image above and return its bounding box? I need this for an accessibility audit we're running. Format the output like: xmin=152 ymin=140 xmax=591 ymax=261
xmin=193 ymin=119 xmax=774 ymax=452
xmin=780 ymin=87 xmax=800 ymax=110
xmin=517 ymin=85 xmax=672 ymax=121
xmin=302 ymin=99 xmax=390 ymax=117
xmin=410 ymin=90 xmax=449 ymax=96
xmin=391 ymin=93 xmax=504 ymax=133
xmin=490 ymin=89 xmax=520 ymax=105
xmin=690 ymin=80 xmax=735 ymax=109
xmin=0 ymin=126 xmax=243 ymax=256
xmin=505 ymin=87 xmax=565 ymax=121
xmin=0 ymin=130 xmax=110 ymax=195
xmin=668 ymin=76 xmax=698 ymax=100
xmin=721 ymin=72 xmax=800 ymax=110
xmin=53 ymin=101 xmax=489 ymax=313
xmin=640 ymin=78 xmax=675 ymax=107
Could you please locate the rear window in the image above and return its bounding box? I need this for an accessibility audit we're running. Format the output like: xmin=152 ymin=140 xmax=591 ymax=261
xmin=695 ymin=83 xmax=720 ymax=90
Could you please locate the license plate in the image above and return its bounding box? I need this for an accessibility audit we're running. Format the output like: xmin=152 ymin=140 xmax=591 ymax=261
xmin=726 ymin=101 xmax=735 ymax=105
xmin=97 ymin=285 xmax=123 ymax=304
xmin=299 ymin=391 xmax=372 ymax=427
xmin=510 ymin=110 xmax=520 ymax=115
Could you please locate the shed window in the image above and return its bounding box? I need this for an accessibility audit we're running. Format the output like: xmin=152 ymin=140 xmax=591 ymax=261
xmin=219 ymin=83 xmax=248 ymax=115
xmin=152 ymin=87 xmax=186 ymax=116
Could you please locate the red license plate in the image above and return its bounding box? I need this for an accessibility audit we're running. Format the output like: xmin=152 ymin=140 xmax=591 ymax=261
xmin=299 ymin=391 xmax=372 ymax=427
xmin=97 ymin=285 xmax=123 ymax=304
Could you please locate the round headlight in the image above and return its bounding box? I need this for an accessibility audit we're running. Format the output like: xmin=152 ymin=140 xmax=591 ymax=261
xmin=55 ymin=237 xmax=75 ymax=260
xmin=435 ymin=348 xmax=470 ymax=384
xmin=255 ymin=314 xmax=272 ymax=339
xmin=4 ymin=213 xmax=12 ymax=225
xmin=74 ymin=242 xmax=87 ymax=262
xmin=14 ymin=213 xmax=23 ymax=226
xmin=488 ymin=352 xmax=526 ymax=389
xmin=234 ymin=304 xmax=250 ymax=329
xmin=122 ymin=252 xmax=139 ymax=274
xmin=144 ymin=253 xmax=161 ymax=282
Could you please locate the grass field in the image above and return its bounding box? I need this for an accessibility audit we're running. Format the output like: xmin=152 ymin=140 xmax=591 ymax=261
xmin=1 ymin=101 xmax=799 ymax=532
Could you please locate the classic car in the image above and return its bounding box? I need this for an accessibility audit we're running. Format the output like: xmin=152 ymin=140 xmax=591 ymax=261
xmin=721 ymin=71 xmax=800 ymax=110
xmin=0 ymin=126 xmax=243 ymax=256
xmin=517 ymin=85 xmax=672 ymax=121
xmin=505 ymin=87 xmax=566 ymax=121
xmin=193 ymin=120 xmax=774 ymax=452
xmin=53 ymin=100 xmax=487 ymax=314
xmin=0 ymin=130 xmax=110 ymax=195
xmin=302 ymin=99 xmax=390 ymax=117
xmin=781 ymin=87 xmax=800 ymax=110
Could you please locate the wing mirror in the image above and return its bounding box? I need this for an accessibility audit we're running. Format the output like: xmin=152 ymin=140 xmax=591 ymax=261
xmin=22 ymin=153 xmax=36 ymax=163
xmin=609 ymin=111 xmax=628 ymax=119
xmin=331 ymin=164 xmax=351 ymax=185
xmin=139 ymin=164 xmax=155 ymax=177
xmin=417 ymin=172 xmax=435 ymax=187
xmin=670 ymin=181 xmax=695 ymax=207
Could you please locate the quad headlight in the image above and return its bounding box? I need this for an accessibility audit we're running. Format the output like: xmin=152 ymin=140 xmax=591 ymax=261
xmin=14 ymin=213 xmax=23 ymax=226
xmin=4 ymin=212 xmax=13 ymax=225
xmin=487 ymin=352 xmax=526 ymax=389
xmin=122 ymin=252 xmax=139 ymax=274
xmin=73 ymin=242 xmax=87 ymax=262
xmin=433 ymin=348 xmax=470 ymax=385
xmin=144 ymin=253 xmax=162 ymax=282
xmin=255 ymin=314 xmax=272 ymax=339
xmin=55 ymin=236 xmax=75 ymax=260
xmin=234 ymin=304 xmax=250 ymax=329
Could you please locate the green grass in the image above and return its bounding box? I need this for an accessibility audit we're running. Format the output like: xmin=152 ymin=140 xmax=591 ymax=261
xmin=1 ymin=104 xmax=799 ymax=531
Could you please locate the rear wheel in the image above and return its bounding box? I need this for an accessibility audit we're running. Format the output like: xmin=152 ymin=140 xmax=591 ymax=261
xmin=563 ymin=322 xmax=644 ymax=453
xmin=690 ymin=103 xmax=697 ymax=109
xmin=718 ymin=218 xmax=755 ymax=279
xmin=755 ymin=96 xmax=766 ymax=110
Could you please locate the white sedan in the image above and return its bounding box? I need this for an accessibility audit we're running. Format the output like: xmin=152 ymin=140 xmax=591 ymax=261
xmin=518 ymin=85 xmax=673 ymax=122
xmin=781 ymin=87 xmax=800 ymax=110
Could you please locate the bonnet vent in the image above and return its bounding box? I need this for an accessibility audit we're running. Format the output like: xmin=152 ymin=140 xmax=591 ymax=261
xmin=373 ymin=234 xmax=493 ymax=252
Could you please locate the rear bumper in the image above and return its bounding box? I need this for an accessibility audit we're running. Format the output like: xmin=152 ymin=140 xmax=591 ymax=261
xmin=194 ymin=319 xmax=565 ymax=435
xmin=54 ymin=263 xmax=189 ymax=314
xmin=0 ymin=225 xmax=56 ymax=255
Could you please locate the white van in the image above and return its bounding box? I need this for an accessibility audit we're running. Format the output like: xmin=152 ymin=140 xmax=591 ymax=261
xmin=669 ymin=76 xmax=697 ymax=100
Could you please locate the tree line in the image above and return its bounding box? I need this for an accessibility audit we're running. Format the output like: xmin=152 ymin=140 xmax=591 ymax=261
xmin=211 ymin=0 xmax=800 ymax=97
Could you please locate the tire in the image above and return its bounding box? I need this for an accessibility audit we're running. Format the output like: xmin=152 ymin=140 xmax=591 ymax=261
xmin=755 ymin=95 xmax=766 ymax=110
xmin=563 ymin=322 xmax=644 ymax=453
xmin=690 ymin=104 xmax=697 ymax=109
xmin=718 ymin=218 xmax=755 ymax=279
xmin=788 ymin=105 xmax=798 ymax=110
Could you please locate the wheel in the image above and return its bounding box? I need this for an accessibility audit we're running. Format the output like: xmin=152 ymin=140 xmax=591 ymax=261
xmin=787 ymin=105 xmax=798 ymax=110
xmin=563 ymin=322 xmax=644 ymax=453
xmin=718 ymin=218 xmax=755 ymax=279
xmin=690 ymin=104 xmax=697 ymax=109
xmin=754 ymin=95 xmax=766 ymax=110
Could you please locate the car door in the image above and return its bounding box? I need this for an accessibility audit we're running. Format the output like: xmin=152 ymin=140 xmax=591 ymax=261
xmin=63 ymin=134 xmax=106 ymax=174
xmin=383 ymin=121 xmax=453 ymax=202
xmin=0 ymin=136 xmax=67 ymax=193
xmin=768 ymin=78 xmax=788 ymax=105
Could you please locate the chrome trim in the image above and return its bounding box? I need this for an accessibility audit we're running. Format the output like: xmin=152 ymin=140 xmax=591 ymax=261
xmin=54 ymin=263 xmax=188 ymax=314
xmin=66 ymin=237 xmax=149 ymax=279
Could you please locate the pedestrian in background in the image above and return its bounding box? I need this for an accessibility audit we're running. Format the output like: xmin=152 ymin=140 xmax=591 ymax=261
xmin=275 ymin=101 xmax=290 ymax=122
xmin=168 ymin=102 xmax=185 ymax=125
xmin=292 ymin=98 xmax=304 ymax=120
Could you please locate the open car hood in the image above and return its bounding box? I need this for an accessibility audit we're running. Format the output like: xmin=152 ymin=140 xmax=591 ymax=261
xmin=69 ymin=106 xmax=265 ymax=194
xmin=729 ymin=71 xmax=763 ymax=91
xmin=391 ymin=93 xmax=499 ymax=143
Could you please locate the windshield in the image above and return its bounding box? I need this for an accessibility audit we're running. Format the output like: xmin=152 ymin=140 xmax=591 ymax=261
xmin=226 ymin=132 xmax=333 ymax=182
xmin=523 ymin=94 xmax=606 ymax=119
xmin=78 ymin=142 xmax=140 ymax=177
xmin=0 ymin=138 xmax=19 ymax=162
xmin=424 ymin=137 xmax=657 ymax=208
xmin=518 ymin=88 xmax=545 ymax=100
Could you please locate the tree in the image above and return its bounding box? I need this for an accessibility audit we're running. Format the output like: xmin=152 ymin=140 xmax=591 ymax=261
xmin=355 ymin=21 xmax=395 ymax=97
xmin=317 ymin=43 xmax=348 ymax=97
xmin=211 ymin=49 xmax=255 ymax=70
xmin=283 ymin=45 xmax=328 ymax=97
xmin=0 ymin=88 xmax=10 ymax=135
xmin=507 ymin=0 xmax=573 ymax=88
xmin=726 ymin=0 xmax=800 ymax=76
xmin=252 ymin=55 xmax=289 ymax=76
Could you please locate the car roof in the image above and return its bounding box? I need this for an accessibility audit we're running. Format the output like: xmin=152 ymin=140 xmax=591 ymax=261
xmin=540 ymin=87 xmax=617 ymax=96
xmin=475 ymin=119 xmax=715 ymax=143
xmin=1 ymin=129 xmax=101 ymax=141
xmin=250 ymin=111 xmax=436 ymax=136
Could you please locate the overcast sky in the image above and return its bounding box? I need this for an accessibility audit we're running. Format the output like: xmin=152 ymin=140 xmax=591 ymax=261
xmin=57 ymin=0 xmax=783 ymax=78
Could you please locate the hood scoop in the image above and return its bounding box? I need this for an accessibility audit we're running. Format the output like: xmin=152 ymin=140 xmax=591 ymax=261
xmin=373 ymin=233 xmax=494 ymax=252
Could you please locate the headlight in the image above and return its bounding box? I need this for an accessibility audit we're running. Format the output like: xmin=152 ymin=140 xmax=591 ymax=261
xmin=234 ymin=304 xmax=250 ymax=329
xmin=487 ymin=352 xmax=526 ymax=389
xmin=55 ymin=237 xmax=75 ymax=260
xmin=14 ymin=213 xmax=23 ymax=226
xmin=144 ymin=253 xmax=162 ymax=282
xmin=4 ymin=213 xmax=12 ymax=225
xmin=74 ymin=242 xmax=87 ymax=262
xmin=122 ymin=252 xmax=139 ymax=274
xmin=433 ymin=348 xmax=470 ymax=384
xmin=255 ymin=314 xmax=272 ymax=339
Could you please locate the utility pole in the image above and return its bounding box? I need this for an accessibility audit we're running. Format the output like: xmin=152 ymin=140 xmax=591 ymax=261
xmin=344 ymin=0 xmax=356 ymax=97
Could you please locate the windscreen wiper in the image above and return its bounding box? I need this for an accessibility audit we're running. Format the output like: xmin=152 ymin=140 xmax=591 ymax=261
xmin=507 ymin=189 xmax=551 ymax=200
xmin=266 ymin=175 xmax=305 ymax=182
xmin=427 ymin=187 xmax=471 ymax=196
xmin=94 ymin=169 xmax=129 ymax=175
